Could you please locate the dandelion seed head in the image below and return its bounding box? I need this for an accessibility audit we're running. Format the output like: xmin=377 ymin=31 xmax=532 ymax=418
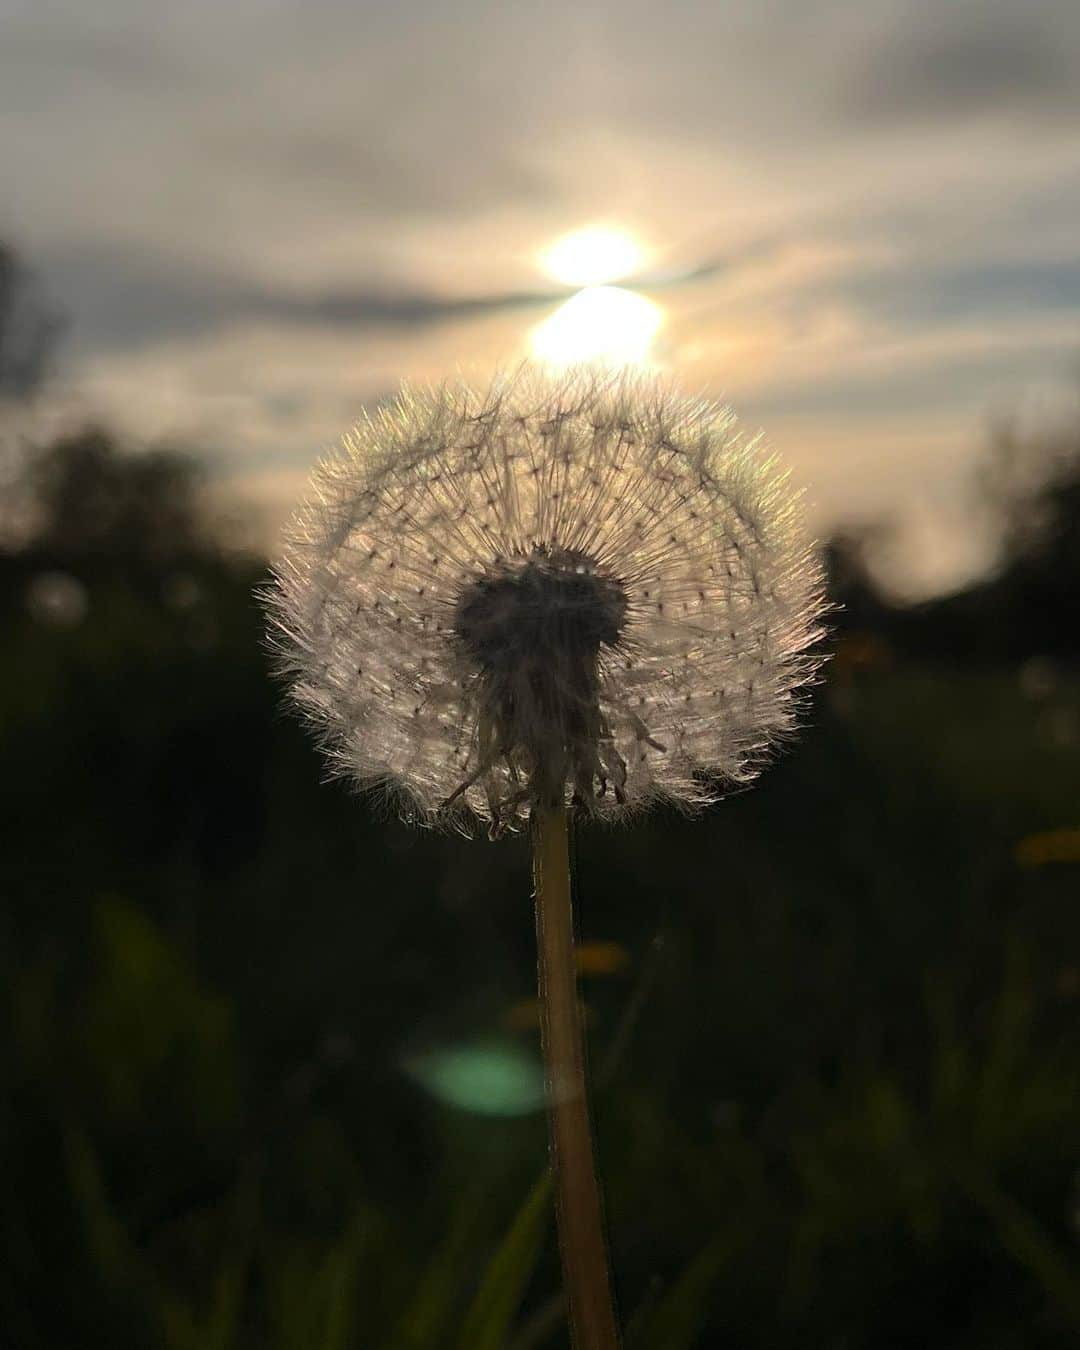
xmin=266 ymin=365 xmax=827 ymax=832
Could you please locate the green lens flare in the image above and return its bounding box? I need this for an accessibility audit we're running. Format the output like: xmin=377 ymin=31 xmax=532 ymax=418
xmin=403 ymin=1041 xmax=546 ymax=1116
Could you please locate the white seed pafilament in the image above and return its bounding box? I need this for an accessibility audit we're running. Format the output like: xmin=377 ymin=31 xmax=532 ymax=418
xmin=266 ymin=366 xmax=827 ymax=832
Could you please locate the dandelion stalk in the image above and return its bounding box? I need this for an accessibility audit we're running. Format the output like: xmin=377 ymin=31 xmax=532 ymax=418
xmin=533 ymin=803 xmax=620 ymax=1350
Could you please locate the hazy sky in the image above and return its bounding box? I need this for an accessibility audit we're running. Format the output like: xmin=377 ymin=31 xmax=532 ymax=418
xmin=3 ymin=0 xmax=1080 ymax=592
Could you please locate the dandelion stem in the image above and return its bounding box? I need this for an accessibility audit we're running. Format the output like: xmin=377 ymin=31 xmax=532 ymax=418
xmin=532 ymin=804 xmax=621 ymax=1350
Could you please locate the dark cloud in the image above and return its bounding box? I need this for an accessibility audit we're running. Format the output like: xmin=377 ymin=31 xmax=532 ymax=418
xmin=0 ymin=16 xmax=191 ymax=92
xmin=38 ymin=244 xmax=575 ymax=353
xmin=39 ymin=248 xmax=257 ymax=351
xmin=747 ymin=338 xmax=1074 ymax=421
xmin=206 ymin=125 xmax=557 ymax=220
xmin=40 ymin=240 xmax=732 ymax=354
xmin=839 ymin=8 xmax=1080 ymax=125
xmin=752 ymin=239 xmax=1080 ymax=338
xmin=843 ymin=259 xmax=1080 ymax=324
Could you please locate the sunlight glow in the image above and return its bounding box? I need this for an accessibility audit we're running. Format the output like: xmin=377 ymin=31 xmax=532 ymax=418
xmin=530 ymin=286 xmax=663 ymax=368
xmin=541 ymin=227 xmax=644 ymax=287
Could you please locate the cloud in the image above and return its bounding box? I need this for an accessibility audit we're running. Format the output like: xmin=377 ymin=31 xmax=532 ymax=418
xmin=37 ymin=242 xmax=583 ymax=353
xmin=838 ymin=4 xmax=1080 ymax=125
xmin=0 ymin=12 xmax=191 ymax=91
xmin=36 ymin=236 xmax=739 ymax=356
xmin=4 ymin=0 xmax=1080 ymax=596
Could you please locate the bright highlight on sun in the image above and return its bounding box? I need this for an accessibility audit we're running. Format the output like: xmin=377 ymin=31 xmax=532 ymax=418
xmin=541 ymin=226 xmax=644 ymax=287
xmin=530 ymin=286 xmax=663 ymax=369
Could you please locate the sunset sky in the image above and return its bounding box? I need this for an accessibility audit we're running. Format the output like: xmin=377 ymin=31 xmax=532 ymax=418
xmin=3 ymin=0 xmax=1080 ymax=594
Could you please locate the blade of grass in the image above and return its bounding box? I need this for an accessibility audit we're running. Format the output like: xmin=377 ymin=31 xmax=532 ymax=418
xmin=964 ymin=1171 xmax=1080 ymax=1329
xmin=321 ymin=1213 xmax=375 ymax=1350
xmin=386 ymin=1184 xmax=490 ymax=1349
xmin=204 ymin=1175 xmax=260 ymax=1350
xmin=624 ymin=1234 xmax=737 ymax=1350
xmin=455 ymin=1171 xmax=552 ymax=1350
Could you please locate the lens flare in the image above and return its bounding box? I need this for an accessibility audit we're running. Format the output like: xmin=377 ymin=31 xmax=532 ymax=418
xmin=530 ymin=286 xmax=662 ymax=368
xmin=403 ymin=1041 xmax=545 ymax=1115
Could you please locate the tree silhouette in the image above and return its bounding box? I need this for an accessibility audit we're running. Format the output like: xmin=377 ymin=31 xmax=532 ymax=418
xmin=28 ymin=426 xmax=209 ymax=566
xmin=0 ymin=242 xmax=62 ymax=400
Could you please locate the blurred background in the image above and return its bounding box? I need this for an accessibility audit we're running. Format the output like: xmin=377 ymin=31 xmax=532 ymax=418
xmin=2 ymin=1 xmax=1079 ymax=1346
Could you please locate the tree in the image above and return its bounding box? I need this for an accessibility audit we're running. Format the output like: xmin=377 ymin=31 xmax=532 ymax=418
xmin=29 ymin=426 xmax=209 ymax=566
xmin=0 ymin=242 xmax=62 ymax=400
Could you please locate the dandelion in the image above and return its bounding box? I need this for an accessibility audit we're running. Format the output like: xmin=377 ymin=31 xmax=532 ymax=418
xmin=268 ymin=367 xmax=824 ymax=830
xmin=265 ymin=365 xmax=826 ymax=1349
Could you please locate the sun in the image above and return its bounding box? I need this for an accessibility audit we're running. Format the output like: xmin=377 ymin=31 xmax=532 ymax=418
xmin=531 ymin=225 xmax=661 ymax=368
xmin=540 ymin=226 xmax=644 ymax=288
xmin=530 ymin=286 xmax=663 ymax=368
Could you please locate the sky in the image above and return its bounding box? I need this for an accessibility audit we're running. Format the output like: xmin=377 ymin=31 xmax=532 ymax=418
xmin=3 ymin=0 xmax=1080 ymax=594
